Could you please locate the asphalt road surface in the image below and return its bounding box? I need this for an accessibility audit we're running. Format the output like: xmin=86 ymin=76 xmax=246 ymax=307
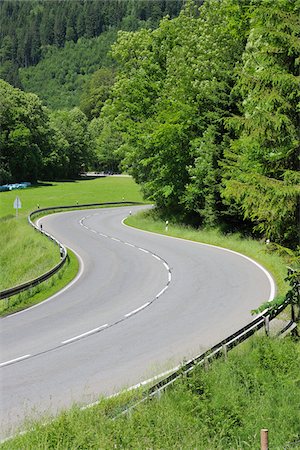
xmin=0 ymin=206 xmax=275 ymax=438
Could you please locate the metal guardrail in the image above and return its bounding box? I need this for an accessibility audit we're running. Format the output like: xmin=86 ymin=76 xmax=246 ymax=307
xmin=0 ymin=201 xmax=142 ymax=300
xmin=116 ymin=294 xmax=298 ymax=417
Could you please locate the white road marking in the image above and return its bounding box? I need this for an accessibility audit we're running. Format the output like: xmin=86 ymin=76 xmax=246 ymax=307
xmin=124 ymin=242 xmax=135 ymax=248
xmin=138 ymin=248 xmax=149 ymax=253
xmin=62 ymin=324 xmax=108 ymax=344
xmin=168 ymin=272 xmax=172 ymax=282
xmin=163 ymin=262 xmax=169 ymax=270
xmin=122 ymin=217 xmax=276 ymax=302
xmin=111 ymin=237 xmax=120 ymax=242
xmin=124 ymin=302 xmax=150 ymax=318
xmin=91 ymin=229 xmax=97 ymax=233
xmin=0 ymin=354 xmax=31 ymax=368
xmin=152 ymin=254 xmax=161 ymax=261
xmin=156 ymin=286 xmax=168 ymax=298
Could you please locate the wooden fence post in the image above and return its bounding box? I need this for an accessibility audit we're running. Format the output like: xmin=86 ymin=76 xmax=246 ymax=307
xmin=260 ymin=428 xmax=268 ymax=450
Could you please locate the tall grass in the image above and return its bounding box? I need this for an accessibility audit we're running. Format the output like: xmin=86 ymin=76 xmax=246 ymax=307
xmin=0 ymin=217 xmax=59 ymax=290
xmin=2 ymin=336 xmax=299 ymax=449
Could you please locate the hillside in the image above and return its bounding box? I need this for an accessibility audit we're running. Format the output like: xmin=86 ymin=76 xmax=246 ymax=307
xmin=0 ymin=0 xmax=184 ymax=94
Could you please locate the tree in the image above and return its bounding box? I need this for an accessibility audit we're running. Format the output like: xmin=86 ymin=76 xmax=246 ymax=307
xmin=80 ymin=67 xmax=116 ymax=120
xmin=0 ymin=79 xmax=51 ymax=183
xmin=49 ymin=108 xmax=95 ymax=179
xmin=222 ymin=0 xmax=300 ymax=247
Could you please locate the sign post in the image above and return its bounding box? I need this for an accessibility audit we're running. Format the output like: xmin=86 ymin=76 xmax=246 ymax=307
xmin=13 ymin=196 xmax=22 ymax=217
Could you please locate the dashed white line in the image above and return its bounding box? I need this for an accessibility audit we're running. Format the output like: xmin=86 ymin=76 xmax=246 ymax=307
xmin=111 ymin=237 xmax=120 ymax=242
xmin=62 ymin=324 xmax=108 ymax=344
xmin=0 ymin=354 xmax=31 ymax=368
xmin=124 ymin=242 xmax=135 ymax=248
xmin=152 ymin=254 xmax=161 ymax=261
xmin=163 ymin=262 xmax=169 ymax=270
xmin=138 ymin=248 xmax=149 ymax=254
xmin=124 ymin=302 xmax=150 ymax=318
xmin=168 ymin=272 xmax=172 ymax=282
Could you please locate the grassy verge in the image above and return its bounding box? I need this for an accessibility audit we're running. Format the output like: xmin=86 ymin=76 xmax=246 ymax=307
xmin=0 ymin=249 xmax=78 ymax=316
xmin=2 ymin=335 xmax=299 ymax=449
xmin=125 ymin=209 xmax=290 ymax=297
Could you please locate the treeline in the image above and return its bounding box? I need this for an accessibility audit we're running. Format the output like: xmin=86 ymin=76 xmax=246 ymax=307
xmin=90 ymin=0 xmax=299 ymax=248
xmin=0 ymin=0 xmax=184 ymax=88
xmin=0 ymin=79 xmax=94 ymax=183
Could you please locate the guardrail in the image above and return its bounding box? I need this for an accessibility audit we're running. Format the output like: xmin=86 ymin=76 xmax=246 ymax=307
xmin=0 ymin=201 xmax=142 ymax=300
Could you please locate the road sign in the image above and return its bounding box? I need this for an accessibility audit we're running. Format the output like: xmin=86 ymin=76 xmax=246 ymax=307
xmin=14 ymin=196 xmax=22 ymax=209
xmin=14 ymin=196 xmax=22 ymax=217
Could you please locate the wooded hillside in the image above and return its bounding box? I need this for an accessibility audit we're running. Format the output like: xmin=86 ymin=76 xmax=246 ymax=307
xmin=0 ymin=0 xmax=184 ymax=88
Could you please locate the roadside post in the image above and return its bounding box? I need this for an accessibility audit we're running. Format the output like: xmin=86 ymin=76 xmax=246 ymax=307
xmin=13 ymin=196 xmax=22 ymax=218
xmin=165 ymin=220 xmax=169 ymax=232
xmin=260 ymin=429 xmax=268 ymax=450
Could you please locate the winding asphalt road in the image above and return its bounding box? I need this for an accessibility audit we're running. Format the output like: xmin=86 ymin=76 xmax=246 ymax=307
xmin=0 ymin=206 xmax=274 ymax=438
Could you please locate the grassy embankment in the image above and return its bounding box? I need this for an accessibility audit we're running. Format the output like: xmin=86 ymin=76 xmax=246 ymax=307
xmin=0 ymin=176 xmax=144 ymax=315
xmin=2 ymin=335 xmax=299 ymax=449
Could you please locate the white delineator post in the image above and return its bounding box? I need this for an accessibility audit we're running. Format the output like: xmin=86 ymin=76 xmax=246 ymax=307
xmin=13 ymin=196 xmax=22 ymax=218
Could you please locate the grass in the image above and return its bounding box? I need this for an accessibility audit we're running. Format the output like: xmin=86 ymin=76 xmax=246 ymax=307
xmin=2 ymin=335 xmax=299 ymax=449
xmin=0 ymin=249 xmax=78 ymax=316
xmin=0 ymin=176 xmax=144 ymax=311
xmin=0 ymin=217 xmax=60 ymax=290
xmin=125 ymin=209 xmax=290 ymax=297
xmin=0 ymin=176 xmax=144 ymax=219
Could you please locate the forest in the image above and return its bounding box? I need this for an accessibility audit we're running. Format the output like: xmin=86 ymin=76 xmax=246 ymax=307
xmin=0 ymin=0 xmax=299 ymax=251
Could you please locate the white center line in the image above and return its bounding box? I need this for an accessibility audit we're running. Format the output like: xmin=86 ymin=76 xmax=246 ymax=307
xmin=62 ymin=324 xmax=108 ymax=344
xmin=152 ymin=254 xmax=161 ymax=261
xmin=124 ymin=242 xmax=135 ymax=248
xmin=138 ymin=248 xmax=149 ymax=253
xmin=111 ymin=237 xmax=120 ymax=242
xmin=124 ymin=302 xmax=150 ymax=318
xmin=0 ymin=354 xmax=31 ymax=368
xmin=163 ymin=262 xmax=169 ymax=270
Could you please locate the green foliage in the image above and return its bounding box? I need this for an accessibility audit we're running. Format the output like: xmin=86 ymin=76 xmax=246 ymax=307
xmin=80 ymin=67 xmax=116 ymax=120
xmin=222 ymin=0 xmax=300 ymax=247
xmin=19 ymin=31 xmax=117 ymax=110
xmin=47 ymin=108 xmax=95 ymax=179
xmin=0 ymin=79 xmax=51 ymax=183
xmin=93 ymin=0 xmax=299 ymax=248
xmin=99 ymin=0 xmax=250 ymax=218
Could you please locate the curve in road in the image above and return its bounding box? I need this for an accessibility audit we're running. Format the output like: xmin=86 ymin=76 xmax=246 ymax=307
xmin=0 ymin=206 xmax=275 ymax=438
